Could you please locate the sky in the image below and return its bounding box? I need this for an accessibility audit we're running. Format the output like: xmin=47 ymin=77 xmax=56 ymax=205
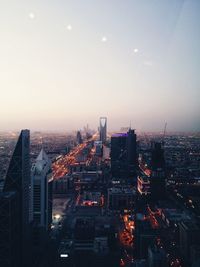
xmin=0 ymin=0 xmax=200 ymax=132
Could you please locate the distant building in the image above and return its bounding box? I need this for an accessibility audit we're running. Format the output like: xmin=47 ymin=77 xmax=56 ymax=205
xmin=3 ymin=129 xmax=30 ymax=266
xmin=94 ymin=141 xmax=103 ymax=156
xmin=76 ymin=130 xmax=83 ymax=145
xmin=150 ymin=142 xmax=166 ymax=200
xmin=99 ymin=117 xmax=107 ymax=143
xmin=0 ymin=191 xmax=20 ymax=267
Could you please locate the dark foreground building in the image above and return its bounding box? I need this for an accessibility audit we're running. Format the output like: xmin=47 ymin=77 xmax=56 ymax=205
xmin=0 ymin=191 xmax=20 ymax=267
xmin=2 ymin=130 xmax=30 ymax=266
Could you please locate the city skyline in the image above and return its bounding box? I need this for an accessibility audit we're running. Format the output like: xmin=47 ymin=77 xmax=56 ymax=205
xmin=0 ymin=0 xmax=200 ymax=131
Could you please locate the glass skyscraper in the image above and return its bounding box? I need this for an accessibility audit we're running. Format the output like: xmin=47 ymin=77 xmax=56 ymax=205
xmin=3 ymin=129 xmax=30 ymax=266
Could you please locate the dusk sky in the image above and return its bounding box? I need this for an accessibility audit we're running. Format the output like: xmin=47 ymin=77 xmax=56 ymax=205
xmin=0 ymin=0 xmax=200 ymax=132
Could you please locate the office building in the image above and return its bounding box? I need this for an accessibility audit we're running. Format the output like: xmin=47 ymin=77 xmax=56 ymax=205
xmin=76 ymin=130 xmax=83 ymax=145
xmin=111 ymin=129 xmax=137 ymax=178
xmin=94 ymin=141 xmax=103 ymax=156
xmin=150 ymin=142 xmax=166 ymax=200
xmin=0 ymin=191 xmax=20 ymax=267
xmin=127 ymin=128 xmax=137 ymax=175
xmin=3 ymin=129 xmax=30 ymax=266
xmin=111 ymin=133 xmax=127 ymax=178
xmin=99 ymin=117 xmax=107 ymax=143
xmin=31 ymin=148 xmax=52 ymax=229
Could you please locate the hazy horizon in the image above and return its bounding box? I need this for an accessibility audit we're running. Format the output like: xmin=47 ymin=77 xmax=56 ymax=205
xmin=1 ymin=0 xmax=200 ymax=132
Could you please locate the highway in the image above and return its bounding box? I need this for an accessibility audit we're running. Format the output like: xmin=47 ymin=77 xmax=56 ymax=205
xmin=52 ymin=133 xmax=99 ymax=180
xmin=52 ymin=143 xmax=88 ymax=179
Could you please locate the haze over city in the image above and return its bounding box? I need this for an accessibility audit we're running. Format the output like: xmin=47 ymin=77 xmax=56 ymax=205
xmin=0 ymin=0 xmax=200 ymax=131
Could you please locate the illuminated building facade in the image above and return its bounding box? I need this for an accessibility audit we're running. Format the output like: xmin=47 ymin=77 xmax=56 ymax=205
xmin=111 ymin=133 xmax=128 ymax=178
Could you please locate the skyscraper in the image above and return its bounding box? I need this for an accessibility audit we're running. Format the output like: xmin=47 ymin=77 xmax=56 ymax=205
xmin=76 ymin=130 xmax=83 ymax=145
xmin=111 ymin=129 xmax=137 ymax=179
xmin=150 ymin=142 xmax=166 ymax=200
xmin=30 ymin=149 xmax=53 ymax=251
xmin=126 ymin=128 xmax=137 ymax=176
xmin=31 ymin=149 xmax=52 ymax=230
xmin=99 ymin=117 xmax=107 ymax=143
xmin=3 ymin=129 xmax=30 ymax=266
xmin=0 ymin=191 xmax=20 ymax=267
xmin=111 ymin=133 xmax=127 ymax=178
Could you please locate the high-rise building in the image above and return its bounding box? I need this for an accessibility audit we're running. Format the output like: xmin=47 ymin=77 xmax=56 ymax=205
xmin=127 ymin=128 xmax=137 ymax=175
xmin=0 ymin=191 xmax=20 ymax=267
xmin=150 ymin=142 xmax=166 ymax=200
xmin=99 ymin=117 xmax=107 ymax=143
xmin=111 ymin=133 xmax=127 ymax=178
xmin=31 ymin=149 xmax=52 ymax=230
xmin=111 ymin=129 xmax=137 ymax=178
xmin=76 ymin=130 xmax=83 ymax=145
xmin=30 ymin=149 xmax=53 ymax=251
xmin=3 ymin=129 xmax=30 ymax=266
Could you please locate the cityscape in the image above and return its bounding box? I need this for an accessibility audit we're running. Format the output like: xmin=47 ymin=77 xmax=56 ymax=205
xmin=0 ymin=121 xmax=200 ymax=267
xmin=0 ymin=1 xmax=200 ymax=267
